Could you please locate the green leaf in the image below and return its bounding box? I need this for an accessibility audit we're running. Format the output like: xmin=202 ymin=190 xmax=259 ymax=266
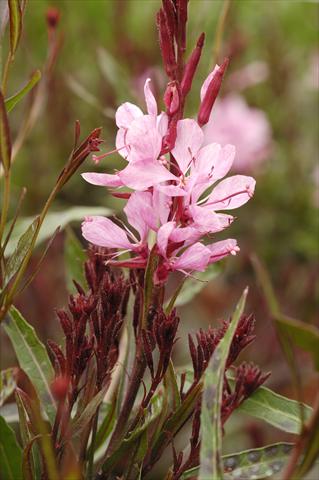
xmin=0 ymin=415 xmax=22 ymax=480
xmin=199 ymin=288 xmax=248 ymax=480
xmin=3 ymin=306 xmax=56 ymax=424
xmin=72 ymin=387 xmax=108 ymax=437
xmin=149 ymin=381 xmax=203 ymax=468
xmin=8 ymin=0 xmax=22 ymax=56
xmin=64 ymin=227 xmax=87 ymax=292
xmin=0 ymin=368 xmax=16 ymax=407
xmin=0 ymin=91 xmax=12 ymax=173
xmin=101 ymin=394 xmax=163 ymax=472
xmin=163 ymin=360 xmax=181 ymax=411
xmin=181 ymin=442 xmax=294 ymax=480
xmin=4 ymin=217 xmax=39 ymax=284
xmin=5 ymin=70 xmax=41 ymax=113
xmin=94 ymin=401 xmax=116 ymax=452
xmin=233 ymin=381 xmax=312 ymax=434
xmin=5 ymin=206 xmax=112 ymax=257
xmin=174 ymin=264 xmax=220 ymax=307
xmin=276 ymin=314 xmax=319 ymax=370
xmin=15 ymin=390 xmax=40 ymax=479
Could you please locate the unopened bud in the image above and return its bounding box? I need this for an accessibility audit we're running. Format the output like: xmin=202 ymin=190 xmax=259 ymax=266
xmin=157 ymin=8 xmax=177 ymax=79
xmin=181 ymin=33 xmax=205 ymax=97
xmin=164 ymin=82 xmax=180 ymax=115
xmin=51 ymin=376 xmax=69 ymax=401
xmin=46 ymin=7 xmax=60 ymax=29
xmin=198 ymin=58 xmax=229 ymax=127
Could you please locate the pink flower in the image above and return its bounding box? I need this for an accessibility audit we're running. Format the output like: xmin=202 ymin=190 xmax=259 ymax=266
xmin=202 ymin=94 xmax=271 ymax=172
xmin=82 ymin=78 xmax=174 ymax=191
xmin=82 ymin=190 xmax=171 ymax=268
xmin=154 ymin=238 xmax=240 ymax=284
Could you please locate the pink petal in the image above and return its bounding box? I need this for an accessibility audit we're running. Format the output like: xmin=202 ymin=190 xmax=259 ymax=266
xmin=157 ymin=112 xmax=169 ymax=137
xmin=153 ymin=188 xmax=172 ymax=225
xmin=206 ymin=175 xmax=256 ymax=210
xmin=126 ymin=115 xmax=162 ymax=162
xmin=188 ymin=205 xmax=226 ymax=233
xmin=156 ymin=184 xmax=187 ymax=197
xmin=81 ymin=172 xmax=123 ymax=187
xmin=115 ymin=102 xmax=143 ymax=128
xmin=171 ymin=119 xmax=204 ymax=174
xmin=173 ymin=242 xmax=211 ymax=272
xmin=119 ymin=159 xmax=176 ymax=190
xmin=81 ymin=216 xmax=132 ymax=250
xmin=170 ymin=226 xmax=201 ymax=244
xmin=124 ymin=191 xmax=157 ymax=241
xmin=157 ymin=221 xmax=176 ymax=257
xmin=144 ymin=78 xmax=158 ymax=116
xmin=195 ymin=143 xmax=235 ymax=182
xmin=200 ymin=65 xmax=219 ymax=101
xmin=115 ymin=128 xmax=130 ymax=159
xmin=206 ymin=239 xmax=240 ymax=262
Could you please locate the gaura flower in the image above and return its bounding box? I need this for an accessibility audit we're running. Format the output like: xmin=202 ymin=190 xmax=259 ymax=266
xmin=82 ymin=190 xmax=172 ymax=268
xmin=82 ymin=79 xmax=175 ymax=191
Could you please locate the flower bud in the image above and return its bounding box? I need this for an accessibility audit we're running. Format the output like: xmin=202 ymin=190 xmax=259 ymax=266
xmin=51 ymin=375 xmax=69 ymax=402
xmin=181 ymin=32 xmax=205 ymax=97
xmin=198 ymin=58 xmax=229 ymax=127
xmin=164 ymin=81 xmax=180 ymax=115
xmin=46 ymin=7 xmax=60 ymax=29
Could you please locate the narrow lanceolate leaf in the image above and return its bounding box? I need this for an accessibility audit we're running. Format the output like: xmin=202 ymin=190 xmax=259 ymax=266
xmin=0 ymin=368 xmax=16 ymax=407
xmin=4 ymin=217 xmax=39 ymax=285
xmin=276 ymin=314 xmax=319 ymax=371
xmin=234 ymin=382 xmax=312 ymax=434
xmin=8 ymin=0 xmax=22 ymax=56
xmin=182 ymin=442 xmax=294 ymax=480
xmin=5 ymin=206 xmax=112 ymax=257
xmin=64 ymin=227 xmax=87 ymax=293
xmin=199 ymin=288 xmax=248 ymax=480
xmin=3 ymin=307 xmax=56 ymax=424
xmin=72 ymin=387 xmax=108 ymax=437
xmin=0 ymin=415 xmax=22 ymax=480
xmin=0 ymin=91 xmax=12 ymax=173
xmin=102 ymin=394 xmax=164 ymax=472
xmin=5 ymin=70 xmax=41 ymax=113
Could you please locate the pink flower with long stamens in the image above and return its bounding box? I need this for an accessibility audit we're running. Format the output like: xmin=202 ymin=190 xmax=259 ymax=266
xmin=81 ymin=190 xmax=172 ymax=268
xmin=82 ymin=78 xmax=173 ymax=191
xmin=81 ymin=55 xmax=256 ymax=284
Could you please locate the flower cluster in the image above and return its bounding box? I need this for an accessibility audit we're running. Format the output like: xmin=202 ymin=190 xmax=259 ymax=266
xmin=81 ymin=70 xmax=255 ymax=283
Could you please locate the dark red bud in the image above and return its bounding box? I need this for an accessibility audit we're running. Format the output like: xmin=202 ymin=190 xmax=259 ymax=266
xmin=51 ymin=375 xmax=69 ymax=401
xmin=181 ymin=32 xmax=205 ymax=97
xmin=197 ymin=57 xmax=229 ymax=127
xmin=46 ymin=7 xmax=60 ymax=29
xmin=164 ymin=82 xmax=180 ymax=115
xmin=157 ymin=8 xmax=177 ymax=79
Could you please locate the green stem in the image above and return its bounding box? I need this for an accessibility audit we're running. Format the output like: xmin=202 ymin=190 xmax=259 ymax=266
xmin=1 ymin=54 xmax=12 ymax=96
xmin=87 ymin=405 xmax=100 ymax=480
xmin=0 ymin=172 xmax=11 ymax=245
xmin=212 ymin=0 xmax=231 ymax=65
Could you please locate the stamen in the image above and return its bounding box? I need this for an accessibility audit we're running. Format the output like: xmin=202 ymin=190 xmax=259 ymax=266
xmin=92 ymin=144 xmax=128 ymax=164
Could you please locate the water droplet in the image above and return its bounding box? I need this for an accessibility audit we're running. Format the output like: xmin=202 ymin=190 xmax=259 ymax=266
xmin=271 ymin=460 xmax=284 ymax=473
xmin=265 ymin=446 xmax=279 ymax=457
xmin=248 ymin=451 xmax=261 ymax=462
xmin=224 ymin=456 xmax=238 ymax=470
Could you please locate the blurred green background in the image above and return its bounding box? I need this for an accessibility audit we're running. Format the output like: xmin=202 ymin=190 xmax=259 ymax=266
xmin=1 ymin=0 xmax=318 ymax=463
